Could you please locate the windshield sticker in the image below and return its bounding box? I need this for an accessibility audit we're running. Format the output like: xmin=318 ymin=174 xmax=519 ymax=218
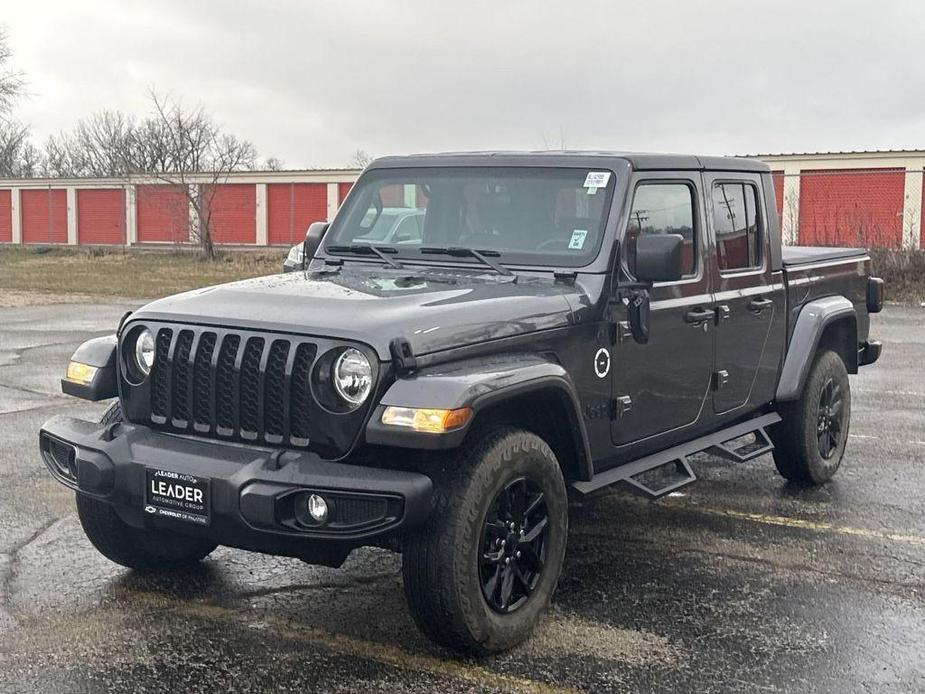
xmin=583 ymin=171 xmax=611 ymax=189
xmin=568 ymin=229 xmax=588 ymax=250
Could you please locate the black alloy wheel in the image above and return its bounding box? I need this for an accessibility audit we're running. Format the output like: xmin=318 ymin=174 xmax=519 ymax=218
xmin=479 ymin=477 xmax=548 ymax=614
xmin=816 ymin=377 xmax=845 ymax=459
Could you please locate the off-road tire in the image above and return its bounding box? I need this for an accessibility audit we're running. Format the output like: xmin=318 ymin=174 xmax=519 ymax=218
xmin=771 ymin=350 xmax=851 ymax=485
xmin=402 ymin=426 xmax=568 ymax=655
xmin=76 ymin=402 xmax=217 ymax=572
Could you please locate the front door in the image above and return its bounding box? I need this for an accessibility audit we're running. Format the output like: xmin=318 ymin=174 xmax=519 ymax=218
xmin=610 ymin=174 xmax=715 ymax=448
xmin=704 ymin=172 xmax=782 ymax=414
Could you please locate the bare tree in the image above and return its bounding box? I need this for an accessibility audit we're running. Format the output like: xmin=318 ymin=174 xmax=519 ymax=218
xmin=0 ymin=27 xmax=32 ymax=178
xmin=0 ymin=121 xmax=36 ymax=177
xmin=263 ymin=156 xmax=284 ymax=171
xmin=127 ymin=90 xmax=257 ymax=258
xmin=350 ymin=149 xmax=374 ymax=168
xmin=44 ymin=91 xmax=257 ymax=257
xmin=0 ymin=28 xmax=25 ymax=121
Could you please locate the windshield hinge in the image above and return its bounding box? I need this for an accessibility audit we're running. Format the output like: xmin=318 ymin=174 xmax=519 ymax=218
xmin=553 ymin=271 xmax=577 ymax=286
xmin=389 ymin=337 xmax=417 ymax=376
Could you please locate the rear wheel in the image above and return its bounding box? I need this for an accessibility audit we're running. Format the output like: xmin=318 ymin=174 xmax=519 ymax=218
xmin=402 ymin=426 xmax=568 ymax=655
xmin=771 ymin=350 xmax=851 ymax=484
xmin=76 ymin=402 xmax=217 ymax=571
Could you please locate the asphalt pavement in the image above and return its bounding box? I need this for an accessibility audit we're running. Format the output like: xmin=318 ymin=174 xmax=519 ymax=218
xmin=0 ymin=301 xmax=923 ymax=693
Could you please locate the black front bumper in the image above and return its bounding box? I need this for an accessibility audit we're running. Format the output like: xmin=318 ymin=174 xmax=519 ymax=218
xmin=39 ymin=415 xmax=433 ymax=565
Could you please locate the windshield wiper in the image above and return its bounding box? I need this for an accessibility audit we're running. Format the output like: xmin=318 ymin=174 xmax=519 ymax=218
xmin=326 ymin=244 xmax=404 ymax=270
xmin=419 ymin=247 xmax=514 ymax=277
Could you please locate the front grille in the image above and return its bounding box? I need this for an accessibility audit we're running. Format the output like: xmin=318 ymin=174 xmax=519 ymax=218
xmin=146 ymin=327 xmax=319 ymax=448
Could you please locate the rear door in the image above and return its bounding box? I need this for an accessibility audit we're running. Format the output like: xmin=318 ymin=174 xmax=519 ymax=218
xmin=610 ymin=173 xmax=715 ymax=447
xmin=704 ymin=172 xmax=785 ymax=414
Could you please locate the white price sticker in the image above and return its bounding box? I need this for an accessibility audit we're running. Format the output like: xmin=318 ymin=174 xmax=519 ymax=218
xmin=583 ymin=171 xmax=611 ymax=189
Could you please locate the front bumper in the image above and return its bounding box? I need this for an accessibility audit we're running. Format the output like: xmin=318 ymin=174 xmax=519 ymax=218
xmin=39 ymin=415 xmax=433 ymax=565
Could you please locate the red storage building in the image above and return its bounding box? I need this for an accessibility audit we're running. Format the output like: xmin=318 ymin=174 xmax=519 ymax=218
xmin=338 ymin=182 xmax=353 ymax=206
xmin=137 ymin=185 xmax=189 ymax=243
xmin=206 ymin=184 xmax=256 ymax=244
xmin=77 ymin=189 xmax=125 ymax=245
xmin=267 ymin=183 xmax=327 ymax=245
xmin=0 ymin=190 xmax=11 ymax=243
xmin=21 ymin=189 xmax=67 ymax=244
xmin=771 ymin=171 xmax=784 ymax=219
xmin=798 ymin=168 xmax=904 ymax=248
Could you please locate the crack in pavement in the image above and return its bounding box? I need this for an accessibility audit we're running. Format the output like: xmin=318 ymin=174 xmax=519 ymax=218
xmin=0 ymin=517 xmax=62 ymax=620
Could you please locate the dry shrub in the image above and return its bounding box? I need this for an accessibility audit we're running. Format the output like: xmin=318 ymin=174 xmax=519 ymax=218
xmin=868 ymin=248 xmax=925 ymax=304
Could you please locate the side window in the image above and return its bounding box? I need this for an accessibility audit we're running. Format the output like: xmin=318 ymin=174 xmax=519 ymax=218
xmin=712 ymin=182 xmax=762 ymax=271
xmin=625 ymin=183 xmax=696 ymax=277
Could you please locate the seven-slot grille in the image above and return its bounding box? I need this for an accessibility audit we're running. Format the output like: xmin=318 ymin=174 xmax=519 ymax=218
xmin=148 ymin=327 xmax=317 ymax=447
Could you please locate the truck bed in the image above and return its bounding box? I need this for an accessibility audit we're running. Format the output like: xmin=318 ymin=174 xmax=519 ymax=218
xmin=782 ymin=245 xmax=868 ymax=266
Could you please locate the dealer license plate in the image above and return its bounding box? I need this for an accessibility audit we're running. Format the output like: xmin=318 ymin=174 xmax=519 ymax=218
xmin=144 ymin=468 xmax=211 ymax=525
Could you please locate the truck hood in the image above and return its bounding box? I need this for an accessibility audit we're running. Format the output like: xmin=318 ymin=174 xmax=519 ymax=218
xmin=130 ymin=267 xmax=589 ymax=360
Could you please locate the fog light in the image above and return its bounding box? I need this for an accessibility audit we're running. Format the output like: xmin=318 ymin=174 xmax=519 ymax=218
xmin=307 ymin=493 xmax=329 ymax=523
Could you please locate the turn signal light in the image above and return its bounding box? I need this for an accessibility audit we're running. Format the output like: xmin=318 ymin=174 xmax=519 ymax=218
xmin=381 ymin=406 xmax=473 ymax=433
xmin=66 ymin=361 xmax=98 ymax=385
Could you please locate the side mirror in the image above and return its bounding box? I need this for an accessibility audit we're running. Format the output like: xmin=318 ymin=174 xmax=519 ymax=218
xmin=302 ymin=222 xmax=329 ymax=269
xmin=635 ymin=234 xmax=685 ymax=284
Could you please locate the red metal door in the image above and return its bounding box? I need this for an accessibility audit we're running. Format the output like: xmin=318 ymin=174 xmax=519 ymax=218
xmin=799 ymin=168 xmax=904 ymax=248
xmin=21 ymin=189 xmax=67 ymax=244
xmin=771 ymin=171 xmax=785 ymax=220
xmin=0 ymin=190 xmax=11 ymax=243
xmin=77 ymin=189 xmax=125 ymax=245
xmin=136 ymin=185 xmax=190 ymax=243
xmin=206 ymin=184 xmax=256 ymax=244
xmin=338 ymin=182 xmax=353 ymax=207
xmin=267 ymin=183 xmax=327 ymax=245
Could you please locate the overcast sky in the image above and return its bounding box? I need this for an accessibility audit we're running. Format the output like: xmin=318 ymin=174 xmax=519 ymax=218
xmin=5 ymin=0 xmax=925 ymax=168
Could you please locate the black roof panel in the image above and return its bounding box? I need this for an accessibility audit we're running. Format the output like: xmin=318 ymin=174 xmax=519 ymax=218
xmin=369 ymin=150 xmax=769 ymax=173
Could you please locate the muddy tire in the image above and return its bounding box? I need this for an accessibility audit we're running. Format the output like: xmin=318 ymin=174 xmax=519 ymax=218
xmin=402 ymin=426 xmax=568 ymax=655
xmin=76 ymin=402 xmax=217 ymax=572
xmin=771 ymin=350 xmax=851 ymax=485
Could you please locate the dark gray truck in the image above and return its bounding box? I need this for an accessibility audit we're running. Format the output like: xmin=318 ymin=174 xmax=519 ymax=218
xmin=39 ymin=152 xmax=882 ymax=654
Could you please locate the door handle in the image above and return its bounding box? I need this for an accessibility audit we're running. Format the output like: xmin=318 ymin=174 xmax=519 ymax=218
xmin=684 ymin=308 xmax=714 ymax=325
xmin=747 ymin=297 xmax=773 ymax=314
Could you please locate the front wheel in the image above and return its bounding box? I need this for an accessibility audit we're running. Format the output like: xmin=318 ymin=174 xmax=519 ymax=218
xmin=402 ymin=426 xmax=568 ymax=655
xmin=76 ymin=402 xmax=218 ymax=572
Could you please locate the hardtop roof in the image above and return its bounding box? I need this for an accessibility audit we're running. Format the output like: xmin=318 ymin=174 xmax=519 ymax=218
xmin=368 ymin=150 xmax=769 ymax=173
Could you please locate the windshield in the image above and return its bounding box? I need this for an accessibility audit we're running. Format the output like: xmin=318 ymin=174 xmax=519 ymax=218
xmin=325 ymin=166 xmax=615 ymax=267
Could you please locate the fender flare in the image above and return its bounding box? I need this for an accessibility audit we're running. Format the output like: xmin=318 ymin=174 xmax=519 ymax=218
xmin=776 ymin=296 xmax=856 ymax=402
xmin=365 ymin=353 xmax=594 ymax=481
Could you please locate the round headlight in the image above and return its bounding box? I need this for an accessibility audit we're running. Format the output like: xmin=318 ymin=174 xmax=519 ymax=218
xmin=133 ymin=328 xmax=155 ymax=377
xmin=332 ymin=348 xmax=372 ymax=407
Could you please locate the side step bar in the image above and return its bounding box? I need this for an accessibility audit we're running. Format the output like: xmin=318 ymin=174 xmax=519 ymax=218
xmin=571 ymin=412 xmax=781 ymax=498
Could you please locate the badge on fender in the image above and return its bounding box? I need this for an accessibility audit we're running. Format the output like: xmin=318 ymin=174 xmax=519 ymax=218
xmin=594 ymin=348 xmax=611 ymax=378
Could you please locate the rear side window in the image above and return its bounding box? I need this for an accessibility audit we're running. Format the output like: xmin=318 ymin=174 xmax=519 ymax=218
xmin=624 ymin=183 xmax=696 ymax=277
xmin=712 ymin=182 xmax=762 ymax=271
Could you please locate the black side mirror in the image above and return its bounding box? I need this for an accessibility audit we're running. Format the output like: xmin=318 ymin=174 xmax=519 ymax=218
xmin=635 ymin=234 xmax=685 ymax=284
xmin=302 ymin=222 xmax=329 ymax=269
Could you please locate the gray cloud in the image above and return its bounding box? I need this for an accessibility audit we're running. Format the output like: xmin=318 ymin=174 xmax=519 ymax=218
xmin=6 ymin=0 xmax=925 ymax=167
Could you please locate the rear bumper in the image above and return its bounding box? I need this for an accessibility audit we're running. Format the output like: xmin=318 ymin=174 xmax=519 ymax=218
xmin=38 ymin=415 xmax=433 ymax=564
xmin=859 ymin=340 xmax=882 ymax=366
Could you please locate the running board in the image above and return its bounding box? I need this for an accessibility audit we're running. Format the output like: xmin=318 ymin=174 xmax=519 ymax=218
xmin=571 ymin=412 xmax=781 ymax=498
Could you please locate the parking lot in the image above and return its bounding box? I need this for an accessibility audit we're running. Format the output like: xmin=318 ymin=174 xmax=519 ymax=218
xmin=0 ymin=301 xmax=923 ymax=693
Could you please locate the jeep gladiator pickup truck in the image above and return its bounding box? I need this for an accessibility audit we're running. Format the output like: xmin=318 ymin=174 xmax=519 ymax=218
xmin=39 ymin=152 xmax=883 ymax=654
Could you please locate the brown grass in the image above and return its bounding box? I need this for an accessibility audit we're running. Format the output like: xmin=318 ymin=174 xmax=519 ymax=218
xmin=868 ymin=248 xmax=925 ymax=305
xmin=0 ymin=246 xmax=283 ymax=303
